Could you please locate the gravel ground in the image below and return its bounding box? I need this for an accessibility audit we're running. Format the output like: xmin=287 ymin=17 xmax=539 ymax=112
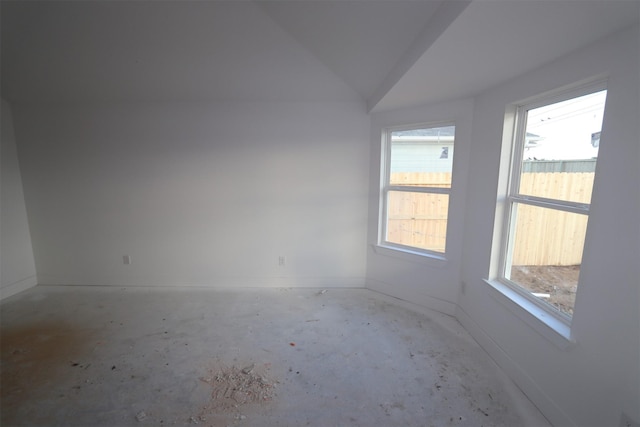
xmin=511 ymin=265 xmax=580 ymax=315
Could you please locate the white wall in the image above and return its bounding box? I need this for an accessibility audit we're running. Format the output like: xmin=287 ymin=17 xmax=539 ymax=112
xmin=366 ymin=99 xmax=473 ymax=315
xmin=13 ymin=101 xmax=370 ymax=288
xmin=6 ymin=16 xmax=638 ymax=427
xmin=1 ymin=99 xmax=37 ymax=299
xmin=457 ymin=25 xmax=639 ymax=427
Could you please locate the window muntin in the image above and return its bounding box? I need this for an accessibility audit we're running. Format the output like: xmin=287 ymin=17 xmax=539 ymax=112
xmin=501 ymin=86 xmax=607 ymax=318
xmin=381 ymin=124 xmax=455 ymax=256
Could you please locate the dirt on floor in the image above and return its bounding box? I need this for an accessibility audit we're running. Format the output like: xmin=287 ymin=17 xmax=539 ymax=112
xmin=195 ymin=362 xmax=276 ymax=425
xmin=510 ymin=265 xmax=580 ymax=316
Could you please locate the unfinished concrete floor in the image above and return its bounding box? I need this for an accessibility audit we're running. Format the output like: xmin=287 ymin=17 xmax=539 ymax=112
xmin=1 ymin=286 xmax=551 ymax=427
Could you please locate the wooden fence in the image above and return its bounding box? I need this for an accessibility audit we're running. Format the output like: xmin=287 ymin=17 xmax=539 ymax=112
xmin=387 ymin=172 xmax=451 ymax=252
xmin=387 ymin=172 xmax=594 ymax=265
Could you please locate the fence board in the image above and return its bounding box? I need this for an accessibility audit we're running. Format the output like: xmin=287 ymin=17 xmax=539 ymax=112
xmin=386 ymin=188 xmax=448 ymax=252
xmin=519 ymin=172 xmax=594 ymax=204
xmin=390 ymin=172 xmax=451 ymax=187
xmin=387 ymin=172 xmax=594 ymax=265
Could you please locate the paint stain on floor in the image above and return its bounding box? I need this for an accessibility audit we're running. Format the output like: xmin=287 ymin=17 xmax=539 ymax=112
xmin=1 ymin=321 xmax=96 ymax=423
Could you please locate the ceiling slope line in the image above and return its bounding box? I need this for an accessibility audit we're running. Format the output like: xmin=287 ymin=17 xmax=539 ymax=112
xmin=367 ymin=0 xmax=472 ymax=113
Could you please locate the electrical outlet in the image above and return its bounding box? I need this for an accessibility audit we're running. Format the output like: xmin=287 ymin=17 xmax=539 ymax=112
xmin=123 ymin=255 xmax=131 ymax=265
xmin=278 ymin=255 xmax=286 ymax=267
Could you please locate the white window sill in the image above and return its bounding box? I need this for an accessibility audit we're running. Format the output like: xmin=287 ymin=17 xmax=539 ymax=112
xmin=483 ymin=279 xmax=576 ymax=350
xmin=371 ymin=243 xmax=448 ymax=268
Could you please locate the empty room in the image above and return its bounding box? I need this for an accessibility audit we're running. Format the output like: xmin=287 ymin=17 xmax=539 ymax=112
xmin=1 ymin=1 xmax=638 ymax=426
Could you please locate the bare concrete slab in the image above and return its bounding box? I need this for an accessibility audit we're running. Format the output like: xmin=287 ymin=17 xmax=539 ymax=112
xmin=1 ymin=286 xmax=551 ymax=426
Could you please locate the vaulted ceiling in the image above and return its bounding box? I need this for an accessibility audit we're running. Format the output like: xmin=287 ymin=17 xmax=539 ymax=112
xmin=2 ymin=0 xmax=638 ymax=111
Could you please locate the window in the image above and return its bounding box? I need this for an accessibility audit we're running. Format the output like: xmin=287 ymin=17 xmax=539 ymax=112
xmin=380 ymin=124 xmax=455 ymax=256
xmin=498 ymin=84 xmax=607 ymax=319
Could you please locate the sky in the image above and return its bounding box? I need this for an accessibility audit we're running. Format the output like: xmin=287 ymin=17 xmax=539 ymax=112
xmin=524 ymin=90 xmax=607 ymax=161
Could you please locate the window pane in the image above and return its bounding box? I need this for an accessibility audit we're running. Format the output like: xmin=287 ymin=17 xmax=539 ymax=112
xmin=386 ymin=191 xmax=449 ymax=253
xmin=519 ymin=90 xmax=606 ymax=203
xmin=506 ymin=203 xmax=589 ymax=316
xmin=390 ymin=126 xmax=455 ymax=188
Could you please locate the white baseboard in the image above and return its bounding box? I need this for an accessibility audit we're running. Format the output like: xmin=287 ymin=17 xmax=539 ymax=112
xmin=0 ymin=274 xmax=38 ymax=301
xmin=35 ymin=275 xmax=367 ymax=289
xmin=455 ymin=304 xmax=574 ymax=427
xmin=365 ymin=278 xmax=456 ymax=316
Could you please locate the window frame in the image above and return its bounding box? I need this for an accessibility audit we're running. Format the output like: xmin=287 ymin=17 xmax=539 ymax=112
xmin=379 ymin=122 xmax=456 ymax=259
xmin=496 ymin=81 xmax=607 ymax=327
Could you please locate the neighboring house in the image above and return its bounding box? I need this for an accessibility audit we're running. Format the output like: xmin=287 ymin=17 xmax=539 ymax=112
xmin=390 ymin=126 xmax=455 ymax=174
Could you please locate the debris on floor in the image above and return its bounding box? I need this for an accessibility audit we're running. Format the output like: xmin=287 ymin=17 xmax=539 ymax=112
xmin=199 ymin=364 xmax=276 ymax=414
xmin=1 ymin=287 xmax=551 ymax=427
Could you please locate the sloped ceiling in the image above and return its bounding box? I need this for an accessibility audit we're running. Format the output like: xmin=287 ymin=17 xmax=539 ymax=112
xmin=0 ymin=1 xmax=364 ymax=104
xmin=0 ymin=0 xmax=455 ymax=105
xmin=372 ymin=0 xmax=640 ymax=112
xmin=258 ymin=0 xmax=445 ymax=102
xmin=1 ymin=0 xmax=638 ymax=110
